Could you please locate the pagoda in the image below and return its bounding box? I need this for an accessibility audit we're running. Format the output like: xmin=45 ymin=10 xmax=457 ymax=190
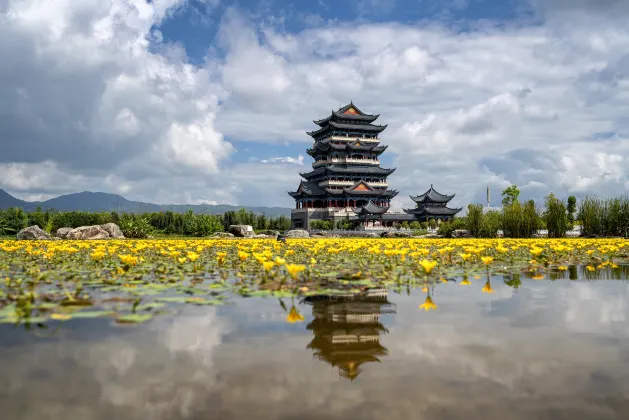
xmin=302 ymin=289 xmax=395 ymax=381
xmin=402 ymin=184 xmax=462 ymax=221
xmin=289 ymin=102 xmax=398 ymax=229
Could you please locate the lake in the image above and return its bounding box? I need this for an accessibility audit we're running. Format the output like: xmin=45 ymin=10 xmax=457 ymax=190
xmin=2 ymin=266 xmax=629 ymax=420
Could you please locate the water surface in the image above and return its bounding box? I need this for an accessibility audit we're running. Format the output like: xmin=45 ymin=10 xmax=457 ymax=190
xmin=2 ymin=268 xmax=629 ymax=420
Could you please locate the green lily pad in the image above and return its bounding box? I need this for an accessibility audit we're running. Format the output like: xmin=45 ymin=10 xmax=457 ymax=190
xmin=116 ymin=313 xmax=153 ymax=324
xmin=70 ymin=310 xmax=115 ymax=319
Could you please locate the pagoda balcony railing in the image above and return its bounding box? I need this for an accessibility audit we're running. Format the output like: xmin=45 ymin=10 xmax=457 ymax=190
xmin=322 ymin=135 xmax=380 ymax=143
xmin=320 ymin=180 xmax=388 ymax=187
xmin=313 ymin=158 xmax=380 ymax=167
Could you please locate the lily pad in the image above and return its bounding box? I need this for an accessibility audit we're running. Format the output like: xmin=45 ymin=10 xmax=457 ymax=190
xmin=116 ymin=313 xmax=153 ymax=324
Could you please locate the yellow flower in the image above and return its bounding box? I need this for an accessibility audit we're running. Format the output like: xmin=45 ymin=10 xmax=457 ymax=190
xmin=285 ymin=264 xmax=306 ymax=280
xmin=91 ymin=250 xmax=106 ymax=261
xmin=178 ymin=257 xmax=187 ymax=264
xmin=481 ymin=256 xmax=494 ymax=265
xmin=531 ymin=274 xmax=545 ymax=280
xmin=459 ymin=253 xmax=472 ymax=261
xmin=586 ymin=265 xmax=595 ymax=271
xmin=482 ymin=281 xmax=494 ymax=293
xmin=419 ymin=296 xmax=437 ymax=311
xmin=119 ymin=254 xmax=138 ymax=265
xmin=262 ymin=261 xmax=275 ymax=272
xmin=460 ymin=276 xmax=471 ymax=286
xmin=286 ymin=306 xmax=305 ymax=323
xmin=238 ymin=251 xmax=249 ymax=262
xmin=419 ymin=259 xmax=437 ymax=275
xmin=558 ymin=265 xmax=568 ymax=271
xmin=529 ymin=247 xmax=544 ymax=256
xmin=274 ymin=256 xmax=286 ymax=266
xmin=50 ymin=313 xmax=72 ymax=321
xmin=310 ymin=257 xmax=317 ymax=266
xmin=186 ymin=252 xmax=200 ymax=262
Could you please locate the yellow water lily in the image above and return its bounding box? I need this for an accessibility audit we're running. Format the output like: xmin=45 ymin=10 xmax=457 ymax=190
xmin=419 ymin=296 xmax=437 ymax=311
xmin=482 ymin=281 xmax=494 ymax=293
xmin=286 ymin=306 xmax=305 ymax=323
xmin=481 ymin=256 xmax=494 ymax=265
xmin=419 ymin=259 xmax=437 ymax=275
xmin=285 ymin=264 xmax=306 ymax=280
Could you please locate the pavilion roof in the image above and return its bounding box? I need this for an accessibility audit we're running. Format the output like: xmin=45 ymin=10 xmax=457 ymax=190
xmin=352 ymin=200 xmax=390 ymax=215
xmin=410 ymin=184 xmax=456 ymax=204
xmin=402 ymin=206 xmax=463 ymax=216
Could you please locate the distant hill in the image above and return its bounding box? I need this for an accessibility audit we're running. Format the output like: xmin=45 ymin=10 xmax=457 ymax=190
xmin=0 ymin=189 xmax=292 ymax=218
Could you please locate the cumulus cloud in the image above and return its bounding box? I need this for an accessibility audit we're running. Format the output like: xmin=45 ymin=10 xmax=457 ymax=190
xmin=1 ymin=0 xmax=629 ymax=208
xmin=0 ymin=0 xmax=233 ymax=203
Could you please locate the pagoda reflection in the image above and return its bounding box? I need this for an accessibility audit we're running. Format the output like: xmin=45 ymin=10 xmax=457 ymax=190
xmin=301 ymin=288 xmax=396 ymax=380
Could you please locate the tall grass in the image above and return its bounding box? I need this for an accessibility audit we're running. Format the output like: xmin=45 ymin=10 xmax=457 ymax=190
xmin=578 ymin=195 xmax=629 ymax=237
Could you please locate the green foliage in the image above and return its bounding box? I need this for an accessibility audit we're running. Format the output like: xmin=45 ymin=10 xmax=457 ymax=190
xmin=502 ymin=199 xmax=541 ymax=238
xmin=578 ymin=195 xmax=629 ymax=237
xmin=544 ymin=193 xmax=568 ymax=238
xmin=466 ymin=204 xmax=483 ymax=237
xmin=437 ymin=218 xmax=466 ymax=237
xmin=501 ymin=185 xmax=520 ymax=206
xmin=310 ymin=220 xmax=334 ymax=230
xmin=118 ymin=214 xmax=153 ymax=239
xmin=409 ymin=221 xmax=421 ymax=229
xmin=479 ymin=211 xmax=501 ymax=238
xmin=0 ymin=207 xmax=29 ymax=234
xmin=336 ymin=216 xmax=352 ymax=230
xmin=567 ymin=196 xmax=577 ymax=224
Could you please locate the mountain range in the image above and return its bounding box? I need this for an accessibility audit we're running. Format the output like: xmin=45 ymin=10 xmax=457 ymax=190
xmin=0 ymin=189 xmax=292 ymax=218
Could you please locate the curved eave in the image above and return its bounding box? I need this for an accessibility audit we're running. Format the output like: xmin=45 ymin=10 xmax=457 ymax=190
xmin=329 ymin=121 xmax=388 ymax=132
xmin=410 ymin=185 xmax=456 ymax=204
xmin=403 ymin=207 xmax=462 ymax=216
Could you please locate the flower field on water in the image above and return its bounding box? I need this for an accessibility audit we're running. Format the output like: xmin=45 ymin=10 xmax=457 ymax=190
xmin=1 ymin=238 xmax=628 ymax=325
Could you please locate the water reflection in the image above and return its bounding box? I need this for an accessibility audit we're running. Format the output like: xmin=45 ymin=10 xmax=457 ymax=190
xmin=302 ymin=289 xmax=396 ymax=380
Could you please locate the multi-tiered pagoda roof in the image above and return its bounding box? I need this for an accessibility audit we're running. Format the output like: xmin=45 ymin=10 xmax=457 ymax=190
xmin=303 ymin=289 xmax=395 ymax=380
xmin=288 ymin=102 xmax=397 ymax=213
xmin=403 ymin=184 xmax=462 ymax=220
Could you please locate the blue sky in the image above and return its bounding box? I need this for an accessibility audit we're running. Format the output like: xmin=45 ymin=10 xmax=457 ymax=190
xmin=1 ymin=0 xmax=628 ymax=208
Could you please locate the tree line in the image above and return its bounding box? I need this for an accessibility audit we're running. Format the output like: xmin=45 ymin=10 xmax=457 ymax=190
xmin=437 ymin=186 xmax=629 ymax=238
xmin=0 ymin=208 xmax=291 ymax=238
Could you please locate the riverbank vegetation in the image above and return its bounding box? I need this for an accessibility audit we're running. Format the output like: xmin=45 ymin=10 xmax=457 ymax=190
xmin=437 ymin=190 xmax=629 ymax=239
xmin=0 ymin=207 xmax=291 ymax=238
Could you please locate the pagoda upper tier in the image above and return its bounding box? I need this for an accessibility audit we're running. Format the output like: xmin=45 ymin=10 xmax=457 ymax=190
xmin=300 ymin=164 xmax=395 ymax=179
xmin=307 ymin=102 xmax=388 ymax=139
xmin=307 ymin=139 xmax=388 ymax=157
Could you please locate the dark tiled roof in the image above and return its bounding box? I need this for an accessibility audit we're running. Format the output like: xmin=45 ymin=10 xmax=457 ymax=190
xmin=410 ymin=185 xmax=455 ymax=204
xmin=352 ymin=201 xmax=390 ymax=215
xmin=300 ymin=165 xmax=395 ymax=179
xmin=313 ymin=103 xmax=380 ymax=126
xmin=287 ymin=181 xmax=326 ymax=198
xmin=402 ymin=206 xmax=462 ymax=216
xmin=307 ymin=121 xmax=387 ymax=137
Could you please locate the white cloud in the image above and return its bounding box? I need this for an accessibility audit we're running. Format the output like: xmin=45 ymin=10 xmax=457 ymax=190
xmin=261 ymin=155 xmax=305 ymax=165
xmin=2 ymin=0 xmax=629 ymax=208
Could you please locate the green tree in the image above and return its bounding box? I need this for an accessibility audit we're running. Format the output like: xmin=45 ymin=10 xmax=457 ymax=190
xmin=544 ymin=193 xmax=568 ymax=238
xmin=567 ymin=195 xmax=577 ymax=225
xmin=501 ymin=185 xmax=520 ymax=206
